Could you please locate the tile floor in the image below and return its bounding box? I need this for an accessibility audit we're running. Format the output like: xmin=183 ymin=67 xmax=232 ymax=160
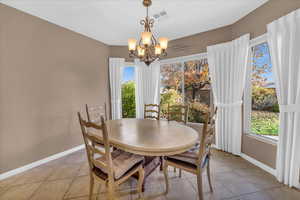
xmin=0 ymin=149 xmax=299 ymax=200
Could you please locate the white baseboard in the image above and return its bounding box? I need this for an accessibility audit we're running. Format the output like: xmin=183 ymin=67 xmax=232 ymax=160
xmin=0 ymin=144 xmax=85 ymax=181
xmin=241 ymin=153 xmax=276 ymax=176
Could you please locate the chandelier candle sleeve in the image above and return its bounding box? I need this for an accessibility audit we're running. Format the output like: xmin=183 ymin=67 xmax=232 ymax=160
xmin=128 ymin=39 xmax=137 ymax=51
xmin=159 ymin=37 xmax=168 ymax=50
xmin=142 ymin=32 xmax=152 ymax=45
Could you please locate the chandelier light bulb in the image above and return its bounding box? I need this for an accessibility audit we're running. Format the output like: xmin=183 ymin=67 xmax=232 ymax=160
xmin=137 ymin=46 xmax=145 ymax=57
xmin=128 ymin=38 xmax=137 ymax=51
xmin=155 ymin=44 xmax=162 ymax=55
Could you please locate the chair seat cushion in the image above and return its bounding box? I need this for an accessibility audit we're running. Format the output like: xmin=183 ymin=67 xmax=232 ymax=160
xmin=168 ymin=151 xmax=199 ymax=166
xmin=96 ymin=149 xmax=144 ymax=179
xmin=166 ymin=143 xmax=209 ymax=168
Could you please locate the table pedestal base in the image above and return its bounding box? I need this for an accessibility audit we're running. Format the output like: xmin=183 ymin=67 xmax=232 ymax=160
xmin=133 ymin=156 xmax=161 ymax=191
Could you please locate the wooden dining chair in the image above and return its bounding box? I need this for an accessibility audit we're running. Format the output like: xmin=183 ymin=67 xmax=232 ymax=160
xmin=78 ymin=113 xmax=145 ymax=200
xmin=143 ymin=104 xmax=164 ymax=173
xmin=144 ymin=104 xmax=160 ymax=120
xmin=167 ymin=104 xmax=188 ymax=124
xmin=163 ymin=108 xmax=217 ymax=200
xmin=85 ymin=103 xmax=108 ymax=123
xmin=167 ymin=103 xmax=189 ymax=173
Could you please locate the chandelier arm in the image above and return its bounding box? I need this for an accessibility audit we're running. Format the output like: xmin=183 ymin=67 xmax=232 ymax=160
xmin=138 ymin=38 xmax=143 ymax=48
xmin=140 ymin=19 xmax=146 ymax=26
xmin=151 ymin=36 xmax=157 ymax=46
xmin=129 ymin=50 xmax=137 ymax=58
xmin=161 ymin=50 xmax=167 ymax=57
xmin=149 ymin=19 xmax=154 ymax=28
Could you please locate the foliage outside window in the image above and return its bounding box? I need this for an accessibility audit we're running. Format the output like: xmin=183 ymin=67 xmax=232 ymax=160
xmin=184 ymin=60 xmax=210 ymax=123
xmin=251 ymin=43 xmax=279 ymax=137
xmin=122 ymin=67 xmax=136 ymax=118
xmin=160 ymin=58 xmax=211 ymax=123
xmin=160 ymin=63 xmax=183 ymax=118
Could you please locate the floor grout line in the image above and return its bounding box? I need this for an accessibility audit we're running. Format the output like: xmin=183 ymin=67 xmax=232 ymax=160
xmin=62 ymin=165 xmax=84 ymax=200
xmin=1 ymin=150 xmax=299 ymax=200
xmin=26 ymin=165 xmax=70 ymax=200
xmin=223 ymin=185 xmax=286 ymax=200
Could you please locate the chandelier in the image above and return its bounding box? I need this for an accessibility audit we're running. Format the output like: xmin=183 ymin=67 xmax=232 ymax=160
xmin=128 ymin=0 xmax=168 ymax=66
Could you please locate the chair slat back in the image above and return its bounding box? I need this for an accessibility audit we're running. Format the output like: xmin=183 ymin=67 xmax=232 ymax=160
xmin=86 ymin=103 xmax=108 ymax=123
xmin=197 ymin=108 xmax=217 ymax=166
xmin=167 ymin=104 xmax=188 ymax=124
xmin=78 ymin=112 xmax=114 ymax=179
xmin=144 ymin=104 xmax=160 ymax=120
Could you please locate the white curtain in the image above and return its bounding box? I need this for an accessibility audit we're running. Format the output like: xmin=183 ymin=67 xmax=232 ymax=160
xmin=109 ymin=58 xmax=124 ymax=120
xmin=135 ymin=59 xmax=161 ymax=119
xmin=207 ymin=34 xmax=250 ymax=156
xmin=267 ymin=9 xmax=300 ymax=188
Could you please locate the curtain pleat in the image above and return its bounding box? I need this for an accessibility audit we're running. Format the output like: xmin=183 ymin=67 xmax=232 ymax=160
xmin=268 ymin=8 xmax=300 ymax=188
xmin=109 ymin=58 xmax=124 ymax=120
xmin=135 ymin=59 xmax=160 ymax=119
xmin=207 ymin=34 xmax=249 ymax=156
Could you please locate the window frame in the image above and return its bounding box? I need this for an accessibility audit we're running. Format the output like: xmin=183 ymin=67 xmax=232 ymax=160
xmin=160 ymin=53 xmax=214 ymax=123
xmin=243 ymin=34 xmax=278 ymax=143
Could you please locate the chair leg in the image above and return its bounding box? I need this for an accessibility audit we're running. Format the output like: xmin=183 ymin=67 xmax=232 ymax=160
xmin=107 ymin=182 xmax=115 ymax=200
xmin=179 ymin=169 xmax=182 ymax=178
xmin=89 ymin=175 xmax=94 ymax=200
xmin=173 ymin=167 xmax=176 ymax=173
xmin=163 ymin=162 xmax=169 ymax=194
xmin=196 ymin=172 xmax=204 ymax=200
xmin=160 ymin=156 xmax=163 ymax=171
xmin=207 ymin=159 xmax=213 ymax=192
xmin=138 ymin=167 xmax=145 ymax=198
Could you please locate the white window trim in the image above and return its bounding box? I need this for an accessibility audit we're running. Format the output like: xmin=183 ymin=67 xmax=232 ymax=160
xmin=244 ymin=34 xmax=278 ymax=144
xmin=249 ymin=34 xmax=267 ymax=48
xmin=160 ymin=52 xmax=208 ymax=64
xmin=125 ymin=62 xmax=134 ymax=67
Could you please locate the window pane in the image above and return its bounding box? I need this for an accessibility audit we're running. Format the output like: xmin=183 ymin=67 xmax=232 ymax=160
xmin=160 ymin=63 xmax=183 ymax=118
xmin=251 ymin=42 xmax=279 ymax=138
xmin=122 ymin=67 xmax=136 ymax=118
xmin=184 ymin=59 xmax=211 ymax=123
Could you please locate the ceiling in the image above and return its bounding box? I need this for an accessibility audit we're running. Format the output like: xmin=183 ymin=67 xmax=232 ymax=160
xmin=1 ymin=0 xmax=268 ymax=45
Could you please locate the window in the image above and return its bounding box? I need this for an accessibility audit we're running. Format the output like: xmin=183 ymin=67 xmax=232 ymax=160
xmin=160 ymin=62 xmax=183 ymax=118
xmin=245 ymin=42 xmax=279 ymax=140
xmin=160 ymin=55 xmax=212 ymax=123
xmin=122 ymin=66 xmax=136 ymax=118
xmin=184 ymin=59 xmax=211 ymax=123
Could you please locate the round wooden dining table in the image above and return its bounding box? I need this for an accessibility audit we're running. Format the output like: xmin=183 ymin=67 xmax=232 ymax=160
xmin=89 ymin=118 xmax=199 ymax=156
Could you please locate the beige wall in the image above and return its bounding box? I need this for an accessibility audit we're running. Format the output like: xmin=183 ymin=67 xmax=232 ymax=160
xmin=0 ymin=4 xmax=110 ymax=173
xmin=242 ymin=135 xmax=277 ymax=168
